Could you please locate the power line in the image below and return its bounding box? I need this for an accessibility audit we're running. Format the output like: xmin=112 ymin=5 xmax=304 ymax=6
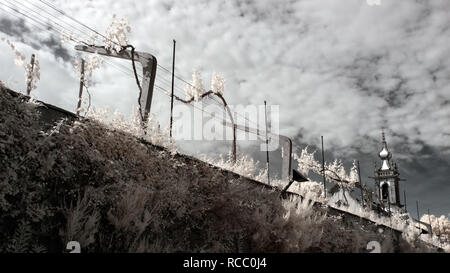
xmin=0 ymin=1 xmax=192 ymax=107
xmin=7 ymin=0 xmax=91 ymax=42
xmin=0 ymin=1 xmax=89 ymax=47
xmin=37 ymin=0 xmax=108 ymax=43
xmin=33 ymin=0 xmax=259 ymax=129
xmin=0 ymin=5 xmax=49 ymax=36
xmin=24 ymin=0 xmax=94 ymax=41
xmin=0 ymin=1 xmax=262 ymax=138
xmin=0 ymin=1 xmax=63 ymax=39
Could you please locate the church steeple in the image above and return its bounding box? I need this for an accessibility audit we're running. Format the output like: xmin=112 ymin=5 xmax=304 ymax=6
xmin=373 ymin=130 xmax=403 ymax=210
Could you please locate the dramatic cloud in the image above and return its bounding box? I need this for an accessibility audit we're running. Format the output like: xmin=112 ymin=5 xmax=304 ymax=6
xmin=0 ymin=0 xmax=449 ymax=215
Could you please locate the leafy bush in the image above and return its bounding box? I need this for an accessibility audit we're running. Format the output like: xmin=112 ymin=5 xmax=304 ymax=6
xmin=0 ymin=87 xmax=325 ymax=252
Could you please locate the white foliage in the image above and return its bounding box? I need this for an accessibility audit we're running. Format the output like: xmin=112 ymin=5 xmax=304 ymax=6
xmin=200 ymin=152 xmax=269 ymax=182
xmin=326 ymin=159 xmax=358 ymax=189
xmin=87 ymin=33 xmax=100 ymax=45
xmin=74 ymin=54 xmax=104 ymax=88
xmin=421 ymin=214 xmax=450 ymax=242
xmin=325 ymin=191 xmax=449 ymax=251
xmin=25 ymin=58 xmax=40 ymax=91
xmin=293 ymin=147 xmax=321 ymax=175
xmin=1 ymin=37 xmax=40 ymax=91
xmin=184 ymin=70 xmax=205 ymax=101
xmin=104 ymin=14 xmax=131 ymax=52
xmin=86 ymin=106 xmax=176 ymax=153
xmin=183 ymin=84 xmax=194 ymax=101
xmin=61 ymin=14 xmax=130 ymax=51
xmin=349 ymin=161 xmax=359 ymax=186
xmin=211 ymin=72 xmax=225 ymax=95
xmin=76 ymin=55 xmax=103 ymax=79
xmin=415 ymin=217 xmax=450 ymax=251
xmin=293 ymin=147 xmax=359 ymax=189
xmin=60 ymin=31 xmax=76 ymax=44
xmin=292 ymin=181 xmax=325 ymax=202
xmin=280 ymin=195 xmax=325 ymax=251
xmin=401 ymin=218 xmax=422 ymax=246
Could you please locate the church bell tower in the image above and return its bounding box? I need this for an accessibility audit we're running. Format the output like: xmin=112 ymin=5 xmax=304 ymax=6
xmin=373 ymin=131 xmax=402 ymax=209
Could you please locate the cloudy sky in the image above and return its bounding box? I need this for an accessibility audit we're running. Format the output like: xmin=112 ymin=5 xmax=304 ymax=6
xmin=0 ymin=0 xmax=449 ymax=216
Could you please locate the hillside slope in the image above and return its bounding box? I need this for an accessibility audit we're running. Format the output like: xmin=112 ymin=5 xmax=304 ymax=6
xmin=0 ymin=87 xmax=437 ymax=253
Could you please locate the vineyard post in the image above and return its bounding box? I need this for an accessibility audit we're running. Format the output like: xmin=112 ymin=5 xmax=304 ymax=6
xmin=321 ymin=136 xmax=326 ymax=198
xmin=170 ymin=40 xmax=176 ymax=138
xmin=26 ymin=54 xmax=35 ymax=96
xmin=357 ymin=160 xmax=364 ymax=206
xmin=76 ymin=59 xmax=85 ymax=115
xmin=428 ymin=209 xmax=433 ymax=237
xmin=404 ymin=190 xmax=407 ymax=212
xmin=233 ymin=124 xmax=237 ymax=163
xmin=416 ymin=200 xmax=420 ymax=225
xmin=264 ymin=100 xmax=270 ymax=185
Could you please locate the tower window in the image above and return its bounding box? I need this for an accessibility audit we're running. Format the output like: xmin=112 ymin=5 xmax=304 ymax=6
xmin=381 ymin=183 xmax=389 ymax=200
